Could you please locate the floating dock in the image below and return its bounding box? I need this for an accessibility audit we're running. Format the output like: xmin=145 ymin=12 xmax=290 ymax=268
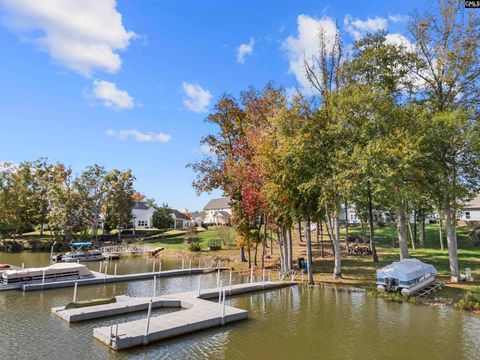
xmin=17 ymin=267 xmax=228 ymax=292
xmin=52 ymin=280 xmax=295 ymax=350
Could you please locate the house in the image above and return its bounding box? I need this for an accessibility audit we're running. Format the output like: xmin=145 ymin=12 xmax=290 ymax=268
xmin=189 ymin=211 xmax=204 ymax=226
xmin=203 ymin=197 xmax=232 ymax=225
xmin=132 ymin=201 xmax=155 ymax=228
xmin=170 ymin=209 xmax=193 ymax=229
xmin=458 ymin=194 xmax=480 ymax=221
xmin=132 ymin=201 xmax=192 ymax=229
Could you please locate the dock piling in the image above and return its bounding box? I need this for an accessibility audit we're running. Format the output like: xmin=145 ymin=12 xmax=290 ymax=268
xmin=114 ymin=264 xmax=117 ymax=276
xmin=99 ymin=262 xmax=103 ymax=273
xmin=197 ymin=276 xmax=201 ymax=296
xmin=42 ymin=270 xmax=45 ymax=288
xmin=153 ymin=276 xmax=157 ymax=297
xmin=262 ymin=268 xmax=265 ymax=286
xmin=21 ymin=263 xmax=24 ymax=269
xmin=268 ymin=270 xmax=271 ymax=282
xmin=182 ymin=258 xmax=185 ymax=269
xmin=229 ymin=271 xmax=232 ymax=290
xmin=189 ymin=259 xmax=192 ymax=269
xmin=104 ymin=264 xmax=108 ymax=282
xmin=221 ymin=289 xmax=226 ymax=325
xmin=73 ymin=281 xmax=78 ymax=302
xmin=152 ymin=261 xmax=156 ymax=273
xmin=159 ymin=260 xmax=162 ymax=274
xmin=216 ymin=269 xmax=220 ymax=288
xmin=218 ymin=282 xmax=223 ymax=303
xmin=144 ymin=299 xmax=153 ymax=343
xmin=250 ymin=267 xmax=254 ymax=283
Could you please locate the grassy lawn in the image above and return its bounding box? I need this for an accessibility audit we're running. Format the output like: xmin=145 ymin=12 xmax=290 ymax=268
xmin=143 ymin=227 xmax=236 ymax=252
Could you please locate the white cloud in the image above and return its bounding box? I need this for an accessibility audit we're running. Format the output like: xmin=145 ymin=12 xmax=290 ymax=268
xmin=236 ymin=37 xmax=254 ymax=64
xmin=344 ymin=15 xmax=387 ymax=40
xmin=92 ymin=80 xmax=134 ymax=110
xmin=106 ymin=129 xmax=171 ymax=143
xmin=388 ymin=14 xmax=409 ymax=23
xmin=385 ymin=33 xmax=414 ymax=51
xmin=0 ymin=0 xmax=135 ymax=76
xmin=282 ymin=14 xmax=338 ymax=95
xmin=182 ymin=82 xmax=212 ymax=113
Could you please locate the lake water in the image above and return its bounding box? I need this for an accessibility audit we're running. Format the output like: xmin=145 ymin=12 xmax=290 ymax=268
xmin=0 ymin=252 xmax=479 ymax=360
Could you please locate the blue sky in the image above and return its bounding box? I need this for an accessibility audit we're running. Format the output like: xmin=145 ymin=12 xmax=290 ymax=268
xmin=0 ymin=0 xmax=424 ymax=211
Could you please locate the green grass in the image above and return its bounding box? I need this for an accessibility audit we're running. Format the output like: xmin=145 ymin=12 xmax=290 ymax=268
xmin=144 ymin=229 xmax=225 ymax=251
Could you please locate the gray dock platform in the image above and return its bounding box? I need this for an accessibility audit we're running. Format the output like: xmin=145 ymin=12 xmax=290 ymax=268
xmin=52 ymin=280 xmax=295 ymax=350
xmin=21 ymin=267 xmax=227 ymax=292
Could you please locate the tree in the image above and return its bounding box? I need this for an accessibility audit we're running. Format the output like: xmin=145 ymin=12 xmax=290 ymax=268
xmin=407 ymin=0 xmax=480 ymax=281
xmin=103 ymin=169 xmax=135 ymax=240
xmin=152 ymin=206 xmax=174 ymax=230
xmin=77 ymin=164 xmax=107 ymax=241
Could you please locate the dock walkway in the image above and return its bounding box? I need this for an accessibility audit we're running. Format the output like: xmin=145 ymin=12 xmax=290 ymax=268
xmin=52 ymin=280 xmax=295 ymax=350
xmin=21 ymin=267 xmax=227 ymax=292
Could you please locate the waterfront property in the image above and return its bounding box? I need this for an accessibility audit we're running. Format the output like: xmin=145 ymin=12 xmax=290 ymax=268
xmin=203 ymin=197 xmax=232 ymax=225
xmin=132 ymin=201 xmax=193 ymax=229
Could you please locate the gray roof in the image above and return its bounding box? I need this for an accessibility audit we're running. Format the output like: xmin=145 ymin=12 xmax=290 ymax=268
xmin=204 ymin=197 xmax=231 ymax=210
xmin=169 ymin=209 xmax=191 ymax=220
xmin=133 ymin=201 xmax=151 ymax=210
xmin=214 ymin=211 xmax=231 ymax=217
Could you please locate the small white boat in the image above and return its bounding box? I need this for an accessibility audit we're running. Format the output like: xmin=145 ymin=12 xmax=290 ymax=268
xmin=53 ymin=242 xmax=104 ymax=262
xmin=376 ymin=258 xmax=437 ymax=296
xmin=0 ymin=263 xmax=94 ymax=290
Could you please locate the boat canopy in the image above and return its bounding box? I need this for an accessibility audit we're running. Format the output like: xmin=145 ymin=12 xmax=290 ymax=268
xmin=376 ymin=258 xmax=436 ymax=282
xmin=70 ymin=242 xmax=93 ymax=247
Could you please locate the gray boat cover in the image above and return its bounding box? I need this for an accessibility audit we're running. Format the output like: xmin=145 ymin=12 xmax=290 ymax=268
xmin=376 ymin=258 xmax=436 ymax=282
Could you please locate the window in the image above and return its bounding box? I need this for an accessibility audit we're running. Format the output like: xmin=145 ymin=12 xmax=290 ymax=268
xmin=465 ymin=212 xmax=471 ymax=220
xmin=138 ymin=220 xmax=148 ymax=227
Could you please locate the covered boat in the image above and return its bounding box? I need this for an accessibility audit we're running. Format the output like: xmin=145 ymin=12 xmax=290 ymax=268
xmin=376 ymin=258 xmax=437 ymax=296
xmin=0 ymin=263 xmax=93 ymax=286
xmin=53 ymin=242 xmax=103 ymax=262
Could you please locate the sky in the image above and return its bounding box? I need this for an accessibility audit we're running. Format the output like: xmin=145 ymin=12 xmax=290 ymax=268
xmin=0 ymin=0 xmax=426 ymax=211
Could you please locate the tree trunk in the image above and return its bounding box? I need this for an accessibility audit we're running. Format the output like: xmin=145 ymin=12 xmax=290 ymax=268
xmin=240 ymin=245 xmax=246 ymax=262
xmin=344 ymin=200 xmax=349 ymax=252
xmin=282 ymin=227 xmax=289 ymax=271
xmin=320 ymin=220 xmax=324 ymax=257
xmin=254 ymin=241 xmax=258 ymax=267
xmin=407 ymin=216 xmax=416 ymax=251
xmin=444 ymin=200 xmax=459 ymax=282
xmin=332 ymin=213 xmax=342 ymax=279
xmin=305 ymin=218 xmax=314 ymax=285
xmin=270 ymin=229 xmax=273 ymax=255
xmin=413 ymin=210 xmax=417 ymax=244
xmin=396 ymin=200 xmax=409 ymax=260
xmin=367 ymin=182 xmax=378 ymax=262
xmin=277 ymin=230 xmax=284 ymax=273
xmin=288 ymin=227 xmax=293 ymax=271
xmin=439 ymin=217 xmax=445 ymax=250
xmin=298 ymin=220 xmax=303 ymax=242
xmin=262 ymin=214 xmax=267 ymax=268
xmin=247 ymin=241 xmax=252 ymax=268
xmin=419 ymin=213 xmax=425 ymax=248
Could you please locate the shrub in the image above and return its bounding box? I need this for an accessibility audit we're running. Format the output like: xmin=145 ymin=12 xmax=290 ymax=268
xmin=455 ymin=292 xmax=480 ymax=311
xmin=189 ymin=242 xmax=202 ymax=252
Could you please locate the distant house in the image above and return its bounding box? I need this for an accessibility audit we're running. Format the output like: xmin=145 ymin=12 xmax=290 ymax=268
xmin=132 ymin=201 xmax=192 ymax=229
xmin=459 ymin=194 xmax=480 ymax=221
xmin=170 ymin=209 xmax=193 ymax=229
xmin=189 ymin=211 xmax=204 ymax=226
xmin=132 ymin=201 xmax=155 ymax=228
xmin=203 ymin=197 xmax=232 ymax=225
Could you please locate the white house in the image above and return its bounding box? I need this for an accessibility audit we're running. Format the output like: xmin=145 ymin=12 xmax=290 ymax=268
xmin=458 ymin=194 xmax=480 ymax=221
xmin=132 ymin=201 xmax=192 ymax=229
xmin=203 ymin=197 xmax=232 ymax=225
xmin=132 ymin=201 xmax=155 ymax=228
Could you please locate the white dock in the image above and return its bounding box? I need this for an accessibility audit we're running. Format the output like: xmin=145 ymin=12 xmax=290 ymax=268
xmin=20 ymin=267 xmax=227 ymax=292
xmin=51 ymin=281 xmax=295 ymax=350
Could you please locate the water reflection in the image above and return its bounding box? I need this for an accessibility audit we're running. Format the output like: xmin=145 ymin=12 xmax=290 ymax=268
xmin=0 ymin=253 xmax=479 ymax=359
